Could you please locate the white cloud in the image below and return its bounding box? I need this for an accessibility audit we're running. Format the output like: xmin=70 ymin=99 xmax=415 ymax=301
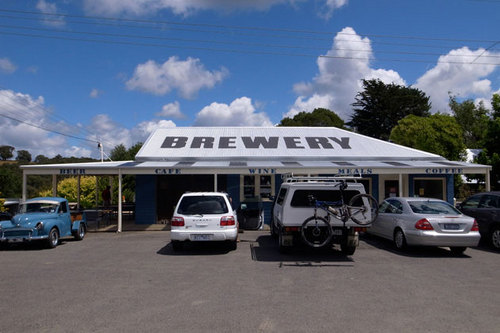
xmin=415 ymin=47 xmax=500 ymax=113
xmin=319 ymin=0 xmax=348 ymax=19
xmin=0 ymin=58 xmax=17 ymax=74
xmin=89 ymin=88 xmax=103 ymax=98
xmin=36 ymin=0 xmax=66 ymax=27
xmin=87 ymin=114 xmax=176 ymax=153
xmin=194 ymin=97 xmax=272 ymax=126
xmin=84 ymin=0 xmax=294 ymax=16
xmin=289 ymin=27 xmax=405 ymax=120
xmin=82 ymin=0 xmax=347 ymax=18
xmin=156 ymin=101 xmax=185 ymax=119
xmin=126 ymin=57 xmax=228 ymax=99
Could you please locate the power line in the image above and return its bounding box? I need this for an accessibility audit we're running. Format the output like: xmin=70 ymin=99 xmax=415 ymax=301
xmin=0 ymin=111 xmax=99 ymax=144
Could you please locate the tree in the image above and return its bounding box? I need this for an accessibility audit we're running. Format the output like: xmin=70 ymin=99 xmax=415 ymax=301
xmin=278 ymin=108 xmax=345 ymax=128
xmin=449 ymin=96 xmax=490 ymax=148
xmin=0 ymin=145 xmax=15 ymax=160
xmin=39 ymin=176 xmax=98 ymax=209
xmin=349 ymin=79 xmax=431 ymax=140
xmin=390 ymin=114 xmax=466 ymax=161
xmin=16 ymin=150 xmax=32 ymax=164
xmin=492 ymin=93 xmax=500 ymax=119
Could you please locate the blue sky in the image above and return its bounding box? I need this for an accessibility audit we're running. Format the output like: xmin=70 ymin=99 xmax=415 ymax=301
xmin=0 ymin=0 xmax=499 ymax=159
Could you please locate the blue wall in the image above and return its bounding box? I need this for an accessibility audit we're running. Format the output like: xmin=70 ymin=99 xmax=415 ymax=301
xmin=135 ymin=175 xmax=157 ymax=224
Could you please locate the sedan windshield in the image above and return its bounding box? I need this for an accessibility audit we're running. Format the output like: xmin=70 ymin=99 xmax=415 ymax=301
xmin=19 ymin=202 xmax=59 ymax=214
xmin=408 ymin=201 xmax=460 ymax=215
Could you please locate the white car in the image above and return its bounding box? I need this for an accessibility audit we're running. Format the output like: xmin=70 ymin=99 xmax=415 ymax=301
xmin=170 ymin=192 xmax=238 ymax=251
xmin=368 ymin=197 xmax=480 ymax=255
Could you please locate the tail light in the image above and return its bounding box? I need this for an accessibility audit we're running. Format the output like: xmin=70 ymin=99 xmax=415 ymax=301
xmin=415 ymin=218 xmax=434 ymax=230
xmin=220 ymin=216 xmax=236 ymax=226
xmin=171 ymin=216 xmax=184 ymax=227
xmin=471 ymin=220 xmax=479 ymax=231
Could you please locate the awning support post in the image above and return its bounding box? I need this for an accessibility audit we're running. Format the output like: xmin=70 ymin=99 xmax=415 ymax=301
xmin=117 ymin=169 xmax=123 ymax=233
xmin=52 ymin=174 xmax=57 ymax=197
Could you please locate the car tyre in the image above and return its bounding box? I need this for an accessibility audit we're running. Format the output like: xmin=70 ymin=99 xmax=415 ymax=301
xmin=74 ymin=224 xmax=86 ymax=241
xmin=171 ymin=241 xmax=183 ymax=251
xmin=491 ymin=227 xmax=500 ymax=250
xmin=450 ymin=247 xmax=466 ymax=255
xmin=46 ymin=227 xmax=59 ymax=249
xmin=393 ymin=228 xmax=407 ymax=251
xmin=278 ymin=229 xmax=290 ymax=254
xmin=340 ymin=242 xmax=356 ymax=256
xmin=228 ymin=240 xmax=237 ymax=251
xmin=270 ymin=219 xmax=278 ymax=239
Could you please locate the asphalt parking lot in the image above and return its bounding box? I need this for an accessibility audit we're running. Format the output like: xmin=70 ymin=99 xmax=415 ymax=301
xmin=1 ymin=231 xmax=499 ymax=333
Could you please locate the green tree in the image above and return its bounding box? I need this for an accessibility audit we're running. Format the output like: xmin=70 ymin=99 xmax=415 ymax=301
xmin=349 ymin=79 xmax=431 ymax=140
xmin=449 ymin=96 xmax=490 ymax=148
xmin=390 ymin=114 xmax=466 ymax=161
xmin=279 ymin=108 xmax=345 ymax=128
xmin=39 ymin=176 xmax=98 ymax=209
xmin=16 ymin=150 xmax=32 ymax=164
xmin=0 ymin=145 xmax=15 ymax=160
xmin=0 ymin=163 xmax=23 ymax=197
xmin=492 ymin=93 xmax=500 ymax=118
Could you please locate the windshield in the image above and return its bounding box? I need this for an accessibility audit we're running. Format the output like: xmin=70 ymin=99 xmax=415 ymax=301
xmin=178 ymin=196 xmax=228 ymax=215
xmin=19 ymin=202 xmax=59 ymax=214
xmin=408 ymin=201 xmax=460 ymax=215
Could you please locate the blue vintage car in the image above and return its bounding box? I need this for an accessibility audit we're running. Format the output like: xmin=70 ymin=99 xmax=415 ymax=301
xmin=0 ymin=197 xmax=87 ymax=249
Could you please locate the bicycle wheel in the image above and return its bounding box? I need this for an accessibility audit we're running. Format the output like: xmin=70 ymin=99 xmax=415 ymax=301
xmin=348 ymin=194 xmax=379 ymax=225
xmin=301 ymin=216 xmax=333 ymax=248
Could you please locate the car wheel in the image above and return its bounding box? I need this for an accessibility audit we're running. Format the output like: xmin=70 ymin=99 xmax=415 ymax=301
xmin=340 ymin=243 xmax=356 ymax=256
xmin=171 ymin=241 xmax=183 ymax=251
xmin=450 ymin=247 xmax=466 ymax=255
xmin=491 ymin=227 xmax=500 ymax=250
xmin=393 ymin=229 xmax=407 ymax=251
xmin=46 ymin=227 xmax=59 ymax=249
xmin=227 ymin=240 xmax=237 ymax=251
xmin=270 ymin=219 xmax=278 ymax=239
xmin=74 ymin=224 xmax=85 ymax=241
xmin=278 ymin=229 xmax=290 ymax=254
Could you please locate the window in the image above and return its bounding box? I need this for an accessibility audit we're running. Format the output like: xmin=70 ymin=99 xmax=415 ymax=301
xmin=479 ymin=195 xmax=499 ymax=209
xmin=462 ymin=196 xmax=480 ymax=209
xmin=383 ymin=199 xmax=403 ymax=214
xmin=240 ymin=175 xmax=275 ymax=201
xmin=178 ymin=196 xmax=228 ymax=215
xmin=290 ymin=189 xmax=360 ymax=207
xmin=413 ymin=178 xmax=445 ymax=200
xmin=276 ymin=188 xmax=287 ymax=205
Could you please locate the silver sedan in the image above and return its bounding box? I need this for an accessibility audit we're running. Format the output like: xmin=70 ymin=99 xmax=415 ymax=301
xmin=368 ymin=197 xmax=480 ymax=255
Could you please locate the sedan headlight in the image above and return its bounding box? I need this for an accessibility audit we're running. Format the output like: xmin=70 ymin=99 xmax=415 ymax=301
xmin=35 ymin=222 xmax=44 ymax=231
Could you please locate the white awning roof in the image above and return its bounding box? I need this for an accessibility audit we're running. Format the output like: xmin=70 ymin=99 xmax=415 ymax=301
xmin=21 ymin=127 xmax=491 ymax=176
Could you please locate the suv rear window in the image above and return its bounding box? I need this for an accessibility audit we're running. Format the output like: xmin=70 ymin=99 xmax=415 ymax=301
xmin=290 ymin=189 xmax=360 ymax=207
xmin=177 ymin=196 xmax=228 ymax=215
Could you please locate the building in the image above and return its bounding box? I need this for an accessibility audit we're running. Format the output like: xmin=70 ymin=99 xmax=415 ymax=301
xmin=21 ymin=127 xmax=492 ymax=231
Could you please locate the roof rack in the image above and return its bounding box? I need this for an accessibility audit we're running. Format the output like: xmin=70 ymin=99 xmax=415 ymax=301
xmin=282 ymin=174 xmax=362 ymax=183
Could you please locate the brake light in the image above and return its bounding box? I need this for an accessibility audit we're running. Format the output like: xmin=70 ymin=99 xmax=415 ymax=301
xmin=415 ymin=218 xmax=434 ymax=230
xmin=220 ymin=216 xmax=235 ymax=226
xmin=471 ymin=220 xmax=479 ymax=231
xmin=171 ymin=216 xmax=184 ymax=227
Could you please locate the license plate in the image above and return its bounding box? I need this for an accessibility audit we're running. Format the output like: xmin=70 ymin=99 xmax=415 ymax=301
xmin=332 ymin=229 xmax=343 ymax=236
xmin=192 ymin=234 xmax=213 ymax=241
xmin=443 ymin=224 xmax=460 ymax=230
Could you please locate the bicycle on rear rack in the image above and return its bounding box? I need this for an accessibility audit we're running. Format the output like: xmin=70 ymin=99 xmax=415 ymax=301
xmin=301 ymin=181 xmax=379 ymax=248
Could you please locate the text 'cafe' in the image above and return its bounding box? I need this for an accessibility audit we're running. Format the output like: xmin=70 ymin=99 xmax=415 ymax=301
xmin=22 ymin=127 xmax=491 ymax=226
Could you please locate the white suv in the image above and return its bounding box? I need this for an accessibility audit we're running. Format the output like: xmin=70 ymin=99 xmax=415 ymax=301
xmin=170 ymin=192 xmax=238 ymax=251
xmin=271 ymin=177 xmax=372 ymax=255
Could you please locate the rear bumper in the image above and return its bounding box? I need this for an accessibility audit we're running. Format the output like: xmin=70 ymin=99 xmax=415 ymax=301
xmin=170 ymin=228 xmax=238 ymax=242
xmin=405 ymin=231 xmax=481 ymax=247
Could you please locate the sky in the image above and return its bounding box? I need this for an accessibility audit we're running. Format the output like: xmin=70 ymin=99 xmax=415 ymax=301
xmin=0 ymin=0 xmax=499 ymax=160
